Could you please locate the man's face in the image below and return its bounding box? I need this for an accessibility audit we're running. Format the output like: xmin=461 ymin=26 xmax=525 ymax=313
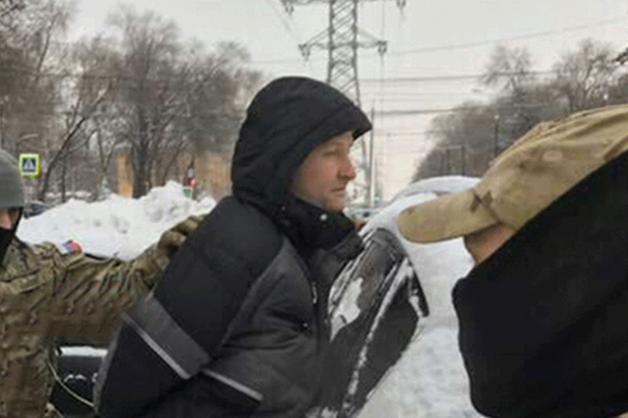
xmin=0 ymin=208 xmax=20 ymax=230
xmin=290 ymin=131 xmax=356 ymax=212
xmin=463 ymin=223 xmax=515 ymax=265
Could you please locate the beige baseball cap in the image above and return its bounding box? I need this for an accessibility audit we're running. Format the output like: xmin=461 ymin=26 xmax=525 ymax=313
xmin=398 ymin=104 xmax=628 ymax=243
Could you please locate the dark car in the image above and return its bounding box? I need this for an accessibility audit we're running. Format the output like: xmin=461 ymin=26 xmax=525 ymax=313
xmin=51 ymin=345 xmax=106 ymax=417
xmin=22 ymin=200 xmax=48 ymax=219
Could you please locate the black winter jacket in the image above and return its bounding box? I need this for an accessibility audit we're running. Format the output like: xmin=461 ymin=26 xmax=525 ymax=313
xmin=453 ymin=150 xmax=628 ymax=418
xmin=94 ymin=77 xmax=371 ymax=418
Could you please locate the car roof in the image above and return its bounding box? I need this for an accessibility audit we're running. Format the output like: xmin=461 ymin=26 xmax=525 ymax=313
xmin=390 ymin=175 xmax=479 ymax=201
xmin=357 ymin=175 xmax=479 ymax=323
xmin=362 ymin=175 xmax=479 ymax=241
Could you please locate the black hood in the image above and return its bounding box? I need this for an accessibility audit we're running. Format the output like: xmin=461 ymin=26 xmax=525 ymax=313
xmin=231 ymin=77 xmax=371 ymax=216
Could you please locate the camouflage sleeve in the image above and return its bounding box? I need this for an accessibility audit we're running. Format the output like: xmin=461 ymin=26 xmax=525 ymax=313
xmin=36 ymin=242 xmax=168 ymax=343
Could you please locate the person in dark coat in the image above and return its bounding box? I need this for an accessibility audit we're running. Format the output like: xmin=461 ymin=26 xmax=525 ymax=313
xmin=94 ymin=76 xmax=372 ymax=418
xmin=398 ymin=104 xmax=628 ymax=418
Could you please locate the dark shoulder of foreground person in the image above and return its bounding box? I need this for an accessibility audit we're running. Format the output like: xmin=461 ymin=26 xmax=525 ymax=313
xmin=154 ymin=195 xmax=285 ymax=297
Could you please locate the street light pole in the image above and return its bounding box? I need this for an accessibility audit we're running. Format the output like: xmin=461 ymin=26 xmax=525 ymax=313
xmin=367 ymin=107 xmax=376 ymax=208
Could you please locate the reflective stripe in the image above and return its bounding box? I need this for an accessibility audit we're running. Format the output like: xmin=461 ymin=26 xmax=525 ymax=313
xmin=124 ymin=314 xmax=190 ymax=379
xmin=201 ymin=368 xmax=264 ymax=402
xmin=124 ymin=292 xmax=210 ymax=379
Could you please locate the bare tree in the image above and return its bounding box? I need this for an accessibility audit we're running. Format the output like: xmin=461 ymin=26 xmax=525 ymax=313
xmin=552 ymin=39 xmax=618 ymax=112
xmin=414 ymin=40 xmax=628 ymax=183
xmin=37 ymin=25 xmax=123 ymax=202
xmin=107 ymin=4 xmax=183 ymax=197
xmin=414 ymin=103 xmax=497 ymax=180
xmin=0 ymin=0 xmax=76 ymax=156
xmin=38 ymin=85 xmax=111 ymax=201
xmin=70 ymin=36 xmax=124 ymax=199
xmin=0 ymin=1 xmax=264 ymax=202
xmin=482 ymin=45 xmax=535 ymax=100
xmin=175 ymin=41 xmax=262 ymax=158
xmin=105 ymin=7 xmax=262 ymax=196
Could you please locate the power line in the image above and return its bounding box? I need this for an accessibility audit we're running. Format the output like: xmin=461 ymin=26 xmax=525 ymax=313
xmin=250 ymin=15 xmax=627 ymax=64
xmin=264 ymin=0 xmax=303 ymax=44
xmin=8 ymin=9 xmax=624 ymax=70
xmin=376 ymin=129 xmax=435 ymax=135
xmin=363 ymin=97 xmax=490 ymax=102
xmin=387 ymin=17 xmax=627 ymax=56
xmin=362 ymin=90 xmax=489 ymax=97
xmin=375 ymin=101 xmax=561 ymax=116
xmin=360 ymin=70 xmax=559 ymax=83
xmin=6 ymin=15 xmax=624 ymax=73
xmin=0 ymin=62 xmax=571 ymax=86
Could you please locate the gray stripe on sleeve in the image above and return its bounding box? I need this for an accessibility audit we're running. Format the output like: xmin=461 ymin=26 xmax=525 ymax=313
xmin=201 ymin=368 xmax=264 ymax=402
xmin=124 ymin=292 xmax=210 ymax=379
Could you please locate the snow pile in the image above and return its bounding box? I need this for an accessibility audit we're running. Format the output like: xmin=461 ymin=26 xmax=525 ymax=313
xmin=18 ymin=181 xmax=216 ymax=259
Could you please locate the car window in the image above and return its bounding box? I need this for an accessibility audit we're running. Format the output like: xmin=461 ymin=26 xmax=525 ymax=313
xmin=315 ymin=227 xmax=429 ymax=417
xmin=330 ymin=227 xmax=428 ymax=331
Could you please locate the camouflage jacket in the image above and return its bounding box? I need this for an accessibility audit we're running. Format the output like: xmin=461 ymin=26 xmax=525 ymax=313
xmin=0 ymin=238 xmax=168 ymax=418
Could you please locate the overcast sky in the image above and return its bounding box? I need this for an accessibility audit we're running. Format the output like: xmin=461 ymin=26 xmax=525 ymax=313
xmin=70 ymin=0 xmax=628 ymax=199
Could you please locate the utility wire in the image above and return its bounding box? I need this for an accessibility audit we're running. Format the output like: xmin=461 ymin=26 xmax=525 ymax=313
xmin=250 ymin=15 xmax=627 ymax=64
xmin=387 ymin=17 xmax=626 ymax=56
xmin=262 ymin=0 xmax=317 ymax=77
xmin=6 ymin=11 xmax=623 ymax=66
xmin=0 ymin=61 xmax=567 ymax=84
xmin=374 ymin=101 xmax=561 ymax=116
xmin=3 ymin=16 xmax=623 ymax=72
xmin=263 ymin=0 xmax=303 ymax=44
xmin=360 ymin=70 xmax=559 ymax=83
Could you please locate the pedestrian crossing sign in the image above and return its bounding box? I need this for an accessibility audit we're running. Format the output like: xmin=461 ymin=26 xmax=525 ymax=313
xmin=19 ymin=153 xmax=42 ymax=179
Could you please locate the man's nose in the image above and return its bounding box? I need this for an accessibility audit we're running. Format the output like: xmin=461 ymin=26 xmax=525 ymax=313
xmin=341 ymin=156 xmax=357 ymax=181
xmin=0 ymin=211 xmax=12 ymax=230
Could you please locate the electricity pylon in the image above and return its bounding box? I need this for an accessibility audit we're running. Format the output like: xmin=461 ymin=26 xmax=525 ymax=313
xmin=281 ymin=0 xmax=406 ymax=206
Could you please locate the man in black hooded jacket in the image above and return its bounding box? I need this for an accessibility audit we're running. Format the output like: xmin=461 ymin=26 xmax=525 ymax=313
xmin=398 ymin=104 xmax=628 ymax=418
xmin=94 ymin=76 xmax=372 ymax=418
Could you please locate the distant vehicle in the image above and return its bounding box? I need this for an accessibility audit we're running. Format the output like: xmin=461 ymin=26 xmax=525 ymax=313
xmin=22 ymin=201 xmax=48 ymax=219
xmin=51 ymin=175 xmax=479 ymax=418
xmin=346 ymin=204 xmax=379 ymax=220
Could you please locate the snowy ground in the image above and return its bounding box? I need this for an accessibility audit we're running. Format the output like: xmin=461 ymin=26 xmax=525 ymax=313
xmin=18 ymin=180 xmax=482 ymax=418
